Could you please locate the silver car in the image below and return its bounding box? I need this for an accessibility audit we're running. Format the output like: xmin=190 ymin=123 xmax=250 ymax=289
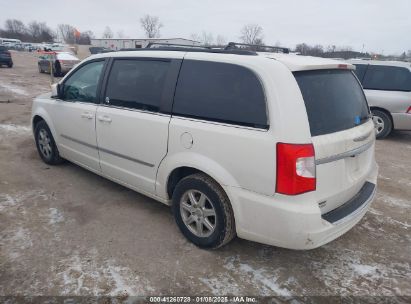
xmin=349 ymin=59 xmax=411 ymax=139
xmin=38 ymin=52 xmax=80 ymax=77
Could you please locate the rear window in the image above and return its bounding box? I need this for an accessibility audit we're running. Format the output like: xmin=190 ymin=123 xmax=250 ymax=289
xmin=294 ymin=69 xmax=370 ymax=137
xmin=173 ymin=60 xmax=268 ymax=128
xmin=362 ymin=65 xmax=411 ymax=92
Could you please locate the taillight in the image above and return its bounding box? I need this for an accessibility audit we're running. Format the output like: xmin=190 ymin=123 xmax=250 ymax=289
xmin=276 ymin=143 xmax=316 ymax=195
xmin=407 ymin=106 xmax=411 ymax=114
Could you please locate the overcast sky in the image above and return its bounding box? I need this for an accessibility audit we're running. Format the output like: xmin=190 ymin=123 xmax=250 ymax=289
xmin=1 ymin=0 xmax=410 ymax=54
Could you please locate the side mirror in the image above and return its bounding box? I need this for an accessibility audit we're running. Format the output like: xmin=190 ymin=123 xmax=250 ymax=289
xmin=51 ymin=83 xmax=63 ymax=99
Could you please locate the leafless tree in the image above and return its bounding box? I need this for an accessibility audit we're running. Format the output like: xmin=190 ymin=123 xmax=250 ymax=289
xmin=240 ymin=24 xmax=264 ymax=45
xmin=1 ymin=19 xmax=27 ymax=40
xmin=215 ymin=35 xmax=227 ymax=46
xmin=102 ymin=26 xmax=113 ymax=38
xmin=57 ymin=24 xmax=76 ymax=44
xmin=27 ymin=21 xmax=54 ymax=42
xmin=190 ymin=31 xmax=213 ymax=46
xmin=78 ymin=30 xmax=94 ymax=45
xmin=140 ymin=15 xmax=163 ymax=38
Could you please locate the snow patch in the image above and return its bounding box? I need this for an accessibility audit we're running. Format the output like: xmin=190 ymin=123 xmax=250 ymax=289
xmin=351 ymin=264 xmax=379 ymax=277
xmin=0 ymin=83 xmax=29 ymax=96
xmin=0 ymin=124 xmax=31 ymax=133
xmin=199 ymin=276 xmax=241 ymax=295
xmin=48 ymin=207 xmax=64 ymax=225
xmin=223 ymin=256 xmax=292 ymax=296
xmin=57 ymin=251 xmax=155 ymax=296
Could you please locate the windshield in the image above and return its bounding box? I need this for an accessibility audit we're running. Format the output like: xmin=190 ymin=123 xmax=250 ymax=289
xmin=294 ymin=69 xmax=370 ymax=137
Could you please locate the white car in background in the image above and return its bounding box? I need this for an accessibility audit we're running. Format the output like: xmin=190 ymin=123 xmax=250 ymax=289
xmin=349 ymin=59 xmax=411 ymax=138
xmin=31 ymin=47 xmax=378 ymax=249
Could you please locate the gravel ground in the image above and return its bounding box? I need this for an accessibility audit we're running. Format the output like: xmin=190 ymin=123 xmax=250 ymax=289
xmin=0 ymin=51 xmax=410 ymax=299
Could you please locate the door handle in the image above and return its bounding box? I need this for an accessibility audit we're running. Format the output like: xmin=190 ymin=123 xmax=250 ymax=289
xmin=97 ymin=115 xmax=112 ymax=123
xmin=81 ymin=112 xmax=94 ymax=119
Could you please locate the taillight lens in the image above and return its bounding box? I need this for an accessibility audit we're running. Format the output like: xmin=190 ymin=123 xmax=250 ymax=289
xmin=406 ymin=106 xmax=411 ymax=114
xmin=276 ymin=143 xmax=316 ymax=195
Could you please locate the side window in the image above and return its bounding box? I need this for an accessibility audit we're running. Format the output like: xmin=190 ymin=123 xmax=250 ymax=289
xmin=363 ymin=65 xmax=411 ymax=91
xmin=105 ymin=59 xmax=170 ymax=112
xmin=353 ymin=64 xmax=368 ymax=83
xmin=173 ymin=60 xmax=268 ymax=128
xmin=62 ymin=60 xmax=105 ymax=103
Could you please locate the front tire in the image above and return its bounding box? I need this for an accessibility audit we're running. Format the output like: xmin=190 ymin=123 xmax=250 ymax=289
xmin=372 ymin=109 xmax=392 ymax=139
xmin=8 ymin=62 xmax=13 ymax=68
xmin=34 ymin=120 xmax=63 ymax=165
xmin=172 ymin=173 xmax=236 ymax=249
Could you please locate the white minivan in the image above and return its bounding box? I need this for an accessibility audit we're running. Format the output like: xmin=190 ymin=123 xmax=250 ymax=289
xmin=31 ymin=46 xmax=378 ymax=249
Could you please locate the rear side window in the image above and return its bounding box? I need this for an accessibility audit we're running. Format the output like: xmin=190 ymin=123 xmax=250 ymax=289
xmin=353 ymin=64 xmax=368 ymax=82
xmin=105 ymin=59 xmax=170 ymax=112
xmin=294 ymin=70 xmax=370 ymax=137
xmin=362 ymin=65 xmax=411 ymax=92
xmin=173 ymin=60 xmax=268 ymax=128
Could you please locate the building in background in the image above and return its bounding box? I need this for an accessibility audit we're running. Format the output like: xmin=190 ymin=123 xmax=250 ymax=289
xmin=90 ymin=38 xmax=201 ymax=50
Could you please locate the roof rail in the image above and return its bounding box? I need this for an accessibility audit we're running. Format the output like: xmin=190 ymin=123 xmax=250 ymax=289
xmin=225 ymin=42 xmax=290 ymax=54
xmin=117 ymin=43 xmax=258 ymax=56
xmin=146 ymin=42 xmax=212 ymax=50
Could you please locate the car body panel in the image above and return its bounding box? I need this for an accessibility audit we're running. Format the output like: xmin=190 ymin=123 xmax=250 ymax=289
xmin=31 ymin=50 xmax=378 ymax=249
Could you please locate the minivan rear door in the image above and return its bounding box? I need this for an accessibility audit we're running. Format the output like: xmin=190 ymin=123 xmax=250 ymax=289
xmin=294 ymin=69 xmax=376 ymax=214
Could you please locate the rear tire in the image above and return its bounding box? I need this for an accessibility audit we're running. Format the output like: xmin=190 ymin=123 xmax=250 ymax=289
xmin=38 ymin=65 xmax=43 ymax=73
xmin=34 ymin=120 xmax=64 ymax=165
xmin=7 ymin=62 xmax=13 ymax=68
xmin=372 ymin=109 xmax=392 ymax=139
xmin=172 ymin=173 xmax=236 ymax=249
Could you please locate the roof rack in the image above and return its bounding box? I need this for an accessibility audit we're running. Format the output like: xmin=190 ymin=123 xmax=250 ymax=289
xmin=225 ymin=42 xmax=290 ymax=54
xmin=117 ymin=42 xmax=258 ymax=56
xmin=146 ymin=42 xmax=212 ymax=50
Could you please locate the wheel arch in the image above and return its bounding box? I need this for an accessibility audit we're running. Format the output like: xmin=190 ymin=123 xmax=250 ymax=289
xmin=31 ymin=109 xmax=58 ymax=140
xmin=370 ymin=106 xmax=394 ymax=127
xmin=156 ymin=152 xmax=240 ymax=201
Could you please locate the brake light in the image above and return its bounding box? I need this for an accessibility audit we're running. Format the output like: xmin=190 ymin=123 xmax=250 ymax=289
xmin=276 ymin=143 xmax=316 ymax=195
xmin=338 ymin=64 xmax=349 ymax=69
xmin=407 ymin=106 xmax=411 ymax=114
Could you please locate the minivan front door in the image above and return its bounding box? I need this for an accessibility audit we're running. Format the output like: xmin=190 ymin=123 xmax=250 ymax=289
xmin=51 ymin=60 xmax=106 ymax=172
xmin=96 ymin=58 xmax=181 ymax=195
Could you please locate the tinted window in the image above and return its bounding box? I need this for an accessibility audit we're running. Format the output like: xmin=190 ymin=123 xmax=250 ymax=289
xmin=173 ymin=60 xmax=267 ymax=128
xmin=363 ymin=65 xmax=411 ymax=91
xmin=353 ymin=64 xmax=368 ymax=82
xmin=62 ymin=60 xmax=105 ymax=103
xmin=105 ymin=59 xmax=170 ymax=112
xmin=294 ymin=70 xmax=370 ymax=137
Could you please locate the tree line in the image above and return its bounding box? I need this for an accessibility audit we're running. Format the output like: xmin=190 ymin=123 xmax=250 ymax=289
xmin=1 ymin=17 xmax=410 ymax=59
xmin=0 ymin=19 xmax=94 ymax=44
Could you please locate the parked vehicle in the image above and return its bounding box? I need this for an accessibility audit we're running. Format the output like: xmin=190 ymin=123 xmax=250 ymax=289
xmin=31 ymin=47 xmax=378 ymax=249
xmin=38 ymin=52 xmax=80 ymax=76
xmin=349 ymin=59 xmax=411 ymax=138
xmin=0 ymin=46 xmax=13 ymax=67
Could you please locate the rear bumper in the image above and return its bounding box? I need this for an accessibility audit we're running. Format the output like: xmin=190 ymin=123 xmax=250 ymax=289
xmin=225 ymin=162 xmax=378 ymax=250
xmin=392 ymin=113 xmax=411 ymax=130
xmin=0 ymin=57 xmax=12 ymax=63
